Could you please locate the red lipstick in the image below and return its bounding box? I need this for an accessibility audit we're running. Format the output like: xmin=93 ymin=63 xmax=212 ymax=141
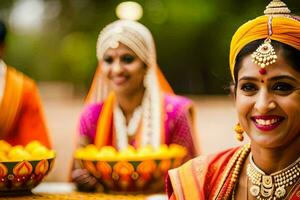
xmin=251 ymin=115 xmax=285 ymax=131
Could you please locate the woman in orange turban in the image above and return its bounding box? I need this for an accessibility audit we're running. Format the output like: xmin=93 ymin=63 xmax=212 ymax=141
xmin=167 ymin=1 xmax=300 ymax=199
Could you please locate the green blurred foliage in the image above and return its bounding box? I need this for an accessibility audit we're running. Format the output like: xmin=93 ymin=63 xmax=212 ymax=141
xmin=0 ymin=0 xmax=299 ymax=94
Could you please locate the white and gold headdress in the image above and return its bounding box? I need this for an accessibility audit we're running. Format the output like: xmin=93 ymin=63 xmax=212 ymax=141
xmin=96 ymin=20 xmax=156 ymax=67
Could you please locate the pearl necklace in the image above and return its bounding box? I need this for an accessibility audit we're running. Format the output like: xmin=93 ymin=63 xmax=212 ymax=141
xmin=113 ymin=91 xmax=153 ymax=150
xmin=247 ymin=153 xmax=300 ymax=200
xmin=113 ymin=68 xmax=162 ymax=150
xmin=114 ymin=104 xmax=142 ymax=150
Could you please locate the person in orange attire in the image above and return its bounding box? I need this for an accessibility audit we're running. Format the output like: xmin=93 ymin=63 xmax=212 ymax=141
xmin=0 ymin=20 xmax=51 ymax=148
xmin=167 ymin=1 xmax=300 ymax=199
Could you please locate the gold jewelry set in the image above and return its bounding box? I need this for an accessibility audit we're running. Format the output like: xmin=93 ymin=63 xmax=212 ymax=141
xmin=247 ymin=154 xmax=300 ymax=200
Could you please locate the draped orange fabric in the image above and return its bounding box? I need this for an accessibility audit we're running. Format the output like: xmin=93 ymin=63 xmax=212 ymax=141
xmin=167 ymin=143 xmax=300 ymax=200
xmin=155 ymin=66 xmax=174 ymax=94
xmin=94 ymin=92 xmax=115 ymax=148
xmin=0 ymin=67 xmax=23 ymax=137
xmin=229 ymin=15 xmax=300 ymax=81
xmin=0 ymin=67 xmax=51 ymax=148
xmin=167 ymin=145 xmax=247 ymax=200
xmin=84 ymin=63 xmax=102 ymax=104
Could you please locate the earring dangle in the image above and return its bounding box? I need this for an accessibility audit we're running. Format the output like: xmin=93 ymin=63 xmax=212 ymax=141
xmin=234 ymin=123 xmax=244 ymax=142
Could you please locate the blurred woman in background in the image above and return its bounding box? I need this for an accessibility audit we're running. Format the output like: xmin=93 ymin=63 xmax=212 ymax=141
xmin=72 ymin=19 xmax=198 ymax=191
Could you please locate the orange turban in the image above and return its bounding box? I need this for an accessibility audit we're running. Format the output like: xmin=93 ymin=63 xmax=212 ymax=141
xmin=229 ymin=15 xmax=300 ymax=81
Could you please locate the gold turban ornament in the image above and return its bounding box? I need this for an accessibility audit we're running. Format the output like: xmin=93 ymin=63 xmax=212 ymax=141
xmin=229 ymin=0 xmax=300 ymax=82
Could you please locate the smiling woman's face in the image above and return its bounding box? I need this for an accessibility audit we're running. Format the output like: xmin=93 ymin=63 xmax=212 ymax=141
xmin=235 ymin=51 xmax=300 ymax=149
xmin=101 ymin=43 xmax=146 ymax=96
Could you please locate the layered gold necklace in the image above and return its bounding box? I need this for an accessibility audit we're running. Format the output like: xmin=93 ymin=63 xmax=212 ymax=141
xmin=246 ymin=153 xmax=300 ymax=200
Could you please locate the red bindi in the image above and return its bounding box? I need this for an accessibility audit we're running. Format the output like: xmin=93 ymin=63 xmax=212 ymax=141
xmin=259 ymin=68 xmax=267 ymax=75
xmin=261 ymin=80 xmax=264 ymax=83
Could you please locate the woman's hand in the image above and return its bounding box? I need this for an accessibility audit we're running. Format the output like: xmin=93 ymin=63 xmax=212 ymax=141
xmin=71 ymin=168 xmax=103 ymax=192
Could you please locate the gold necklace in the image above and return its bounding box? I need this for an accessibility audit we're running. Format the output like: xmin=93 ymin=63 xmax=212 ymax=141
xmin=214 ymin=143 xmax=251 ymax=200
xmin=231 ymin=164 xmax=249 ymax=200
xmin=231 ymin=184 xmax=236 ymax=200
xmin=247 ymin=153 xmax=300 ymax=200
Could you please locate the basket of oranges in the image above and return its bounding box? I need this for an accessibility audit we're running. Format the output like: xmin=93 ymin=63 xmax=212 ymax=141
xmin=74 ymin=144 xmax=186 ymax=193
xmin=0 ymin=140 xmax=55 ymax=195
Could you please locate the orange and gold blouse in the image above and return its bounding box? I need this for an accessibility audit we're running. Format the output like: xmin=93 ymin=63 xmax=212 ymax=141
xmin=167 ymin=144 xmax=300 ymax=200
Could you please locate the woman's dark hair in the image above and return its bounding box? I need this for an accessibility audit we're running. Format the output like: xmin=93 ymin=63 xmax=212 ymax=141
xmin=0 ymin=20 xmax=6 ymax=44
xmin=234 ymin=39 xmax=300 ymax=88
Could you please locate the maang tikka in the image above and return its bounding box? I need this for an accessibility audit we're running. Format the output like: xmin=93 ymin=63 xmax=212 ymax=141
xmin=251 ymin=17 xmax=277 ymax=75
xmin=251 ymin=0 xmax=292 ymax=75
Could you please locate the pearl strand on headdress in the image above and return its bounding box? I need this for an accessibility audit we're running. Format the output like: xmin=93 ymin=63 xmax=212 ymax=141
xmin=142 ymin=68 xmax=161 ymax=149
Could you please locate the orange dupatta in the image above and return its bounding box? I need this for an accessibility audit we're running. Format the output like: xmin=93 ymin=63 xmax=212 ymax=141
xmin=167 ymin=144 xmax=251 ymax=200
xmin=0 ymin=67 xmax=51 ymax=148
xmin=0 ymin=67 xmax=23 ymax=137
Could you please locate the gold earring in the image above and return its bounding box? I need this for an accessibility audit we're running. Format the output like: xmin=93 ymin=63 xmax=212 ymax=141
xmin=234 ymin=123 xmax=244 ymax=142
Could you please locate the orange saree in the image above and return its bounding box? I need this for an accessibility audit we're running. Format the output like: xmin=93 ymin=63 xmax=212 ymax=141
xmin=167 ymin=144 xmax=300 ymax=200
xmin=0 ymin=67 xmax=51 ymax=148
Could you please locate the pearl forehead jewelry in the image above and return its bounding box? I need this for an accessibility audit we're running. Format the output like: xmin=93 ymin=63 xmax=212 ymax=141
xmin=251 ymin=17 xmax=277 ymax=76
xmin=247 ymin=153 xmax=300 ymax=200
